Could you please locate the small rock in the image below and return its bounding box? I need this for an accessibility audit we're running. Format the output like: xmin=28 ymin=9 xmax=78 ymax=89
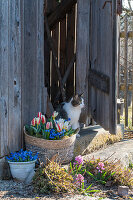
xmin=118 ymin=186 xmax=129 ymax=196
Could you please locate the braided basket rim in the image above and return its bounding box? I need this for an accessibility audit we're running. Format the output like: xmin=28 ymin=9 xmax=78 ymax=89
xmin=24 ymin=127 xmax=78 ymax=150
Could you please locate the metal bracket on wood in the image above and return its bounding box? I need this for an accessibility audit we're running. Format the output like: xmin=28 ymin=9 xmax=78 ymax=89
xmin=102 ymin=1 xmax=112 ymax=9
xmin=117 ymin=0 xmax=122 ymax=15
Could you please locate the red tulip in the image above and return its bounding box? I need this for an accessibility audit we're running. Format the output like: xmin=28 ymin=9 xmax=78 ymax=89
xmin=37 ymin=112 xmax=42 ymax=119
xmin=41 ymin=115 xmax=46 ymax=124
xmin=31 ymin=118 xmax=36 ymax=126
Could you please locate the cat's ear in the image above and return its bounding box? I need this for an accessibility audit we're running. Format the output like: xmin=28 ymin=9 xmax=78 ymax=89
xmin=79 ymin=92 xmax=84 ymax=97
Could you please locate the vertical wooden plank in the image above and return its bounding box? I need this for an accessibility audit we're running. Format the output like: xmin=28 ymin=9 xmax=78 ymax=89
xmin=76 ymin=0 xmax=90 ymax=124
xmin=124 ymin=15 xmax=128 ymax=127
xmin=22 ymin=0 xmax=45 ymax=127
xmin=110 ymin=0 xmax=118 ymax=133
xmin=0 ymin=0 xmax=9 ymax=156
xmin=8 ymin=0 xmax=22 ymax=152
xmin=37 ymin=0 xmax=46 ymax=113
xmin=60 ymin=16 xmax=67 ymax=102
xmin=89 ymin=0 xmax=118 ymax=133
xmin=51 ymin=0 xmax=59 ymax=104
xmin=66 ymin=6 xmax=75 ymax=100
xmin=132 ymin=20 xmax=133 ymax=126
xmin=44 ymin=0 xmax=51 ymax=96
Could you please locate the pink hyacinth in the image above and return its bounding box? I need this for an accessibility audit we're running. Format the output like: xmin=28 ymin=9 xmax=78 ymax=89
xmin=96 ymin=162 xmax=105 ymax=173
xmin=76 ymin=174 xmax=84 ymax=183
xmin=98 ymin=162 xmax=105 ymax=170
xmin=74 ymin=155 xmax=83 ymax=165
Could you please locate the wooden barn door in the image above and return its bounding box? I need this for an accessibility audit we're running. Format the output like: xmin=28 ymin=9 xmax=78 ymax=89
xmin=89 ymin=0 xmax=118 ymax=134
xmin=77 ymin=0 xmax=118 ymax=134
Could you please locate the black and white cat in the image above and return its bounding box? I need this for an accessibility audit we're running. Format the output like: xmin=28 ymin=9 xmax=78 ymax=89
xmin=56 ymin=94 xmax=84 ymax=130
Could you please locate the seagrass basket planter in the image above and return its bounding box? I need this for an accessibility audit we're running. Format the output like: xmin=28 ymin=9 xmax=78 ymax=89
xmin=24 ymin=127 xmax=77 ymax=164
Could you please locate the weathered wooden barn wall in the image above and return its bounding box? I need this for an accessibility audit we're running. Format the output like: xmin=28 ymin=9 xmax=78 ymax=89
xmin=87 ymin=0 xmax=118 ymax=134
xmin=0 ymin=0 xmax=46 ymax=157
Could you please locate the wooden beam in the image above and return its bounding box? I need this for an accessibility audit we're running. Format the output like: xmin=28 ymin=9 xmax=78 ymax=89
xmin=124 ymin=16 xmax=128 ymax=127
xmin=45 ymin=15 xmax=66 ymax=101
xmin=89 ymin=69 xmax=110 ymax=94
xmin=47 ymin=0 xmax=77 ymax=29
xmin=120 ymin=31 xmax=133 ymax=38
xmin=53 ymin=54 xmax=76 ymax=104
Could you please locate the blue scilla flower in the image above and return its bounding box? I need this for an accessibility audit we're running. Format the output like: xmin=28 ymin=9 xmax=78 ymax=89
xmin=68 ymin=118 xmax=71 ymax=121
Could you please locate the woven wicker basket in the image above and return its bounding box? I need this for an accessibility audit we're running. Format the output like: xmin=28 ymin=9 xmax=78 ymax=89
xmin=24 ymin=127 xmax=77 ymax=164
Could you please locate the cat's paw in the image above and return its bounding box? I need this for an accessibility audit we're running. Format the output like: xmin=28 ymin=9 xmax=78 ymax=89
xmin=76 ymin=133 xmax=80 ymax=138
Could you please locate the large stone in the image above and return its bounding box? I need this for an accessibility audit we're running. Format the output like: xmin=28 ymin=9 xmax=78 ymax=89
xmin=74 ymin=124 xmax=124 ymax=157
xmin=83 ymin=138 xmax=133 ymax=168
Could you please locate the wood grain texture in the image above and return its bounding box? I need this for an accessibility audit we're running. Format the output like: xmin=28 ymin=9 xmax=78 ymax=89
xmin=0 ymin=1 xmax=9 ymax=156
xmin=123 ymin=16 xmax=128 ymax=127
xmin=89 ymin=0 xmax=117 ymax=133
xmin=22 ymin=0 xmax=45 ymax=127
xmin=66 ymin=5 xmax=75 ymax=100
xmin=8 ymin=0 xmax=22 ymax=152
xmin=0 ymin=0 xmax=46 ymax=157
xmin=76 ymin=0 xmax=90 ymax=124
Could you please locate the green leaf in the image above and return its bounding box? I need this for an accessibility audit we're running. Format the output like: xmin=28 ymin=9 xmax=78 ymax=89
xmin=84 ymin=184 xmax=92 ymax=192
xmin=82 ymin=181 xmax=84 ymax=190
xmin=86 ymin=171 xmax=97 ymax=181
xmin=87 ymin=190 xmax=101 ymax=193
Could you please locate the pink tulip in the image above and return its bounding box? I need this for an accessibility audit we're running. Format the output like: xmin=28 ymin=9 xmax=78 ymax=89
xmin=41 ymin=115 xmax=46 ymax=124
xmin=31 ymin=118 xmax=36 ymax=126
xmin=37 ymin=112 xmax=42 ymax=119
xmin=46 ymin=122 xmax=50 ymax=129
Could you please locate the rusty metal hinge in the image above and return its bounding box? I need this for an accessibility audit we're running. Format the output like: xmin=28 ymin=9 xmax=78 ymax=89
xmin=117 ymin=0 xmax=122 ymax=15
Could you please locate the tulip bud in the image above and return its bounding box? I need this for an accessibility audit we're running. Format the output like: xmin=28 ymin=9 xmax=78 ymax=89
xmin=52 ymin=111 xmax=58 ymax=120
xmin=46 ymin=122 xmax=50 ymax=129
xmin=56 ymin=123 xmax=63 ymax=132
xmin=31 ymin=118 xmax=36 ymax=126
xmin=37 ymin=112 xmax=42 ymax=119
xmin=41 ymin=115 xmax=46 ymax=124
xmin=36 ymin=117 xmax=40 ymax=125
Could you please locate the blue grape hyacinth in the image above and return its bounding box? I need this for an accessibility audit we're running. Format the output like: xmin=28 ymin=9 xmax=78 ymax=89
xmin=6 ymin=149 xmax=38 ymax=162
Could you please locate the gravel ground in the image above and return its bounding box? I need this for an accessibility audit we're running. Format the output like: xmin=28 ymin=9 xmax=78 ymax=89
xmin=0 ymin=180 xmax=133 ymax=200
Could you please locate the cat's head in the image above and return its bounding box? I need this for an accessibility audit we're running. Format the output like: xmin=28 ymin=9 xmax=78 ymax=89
xmin=71 ymin=93 xmax=84 ymax=108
